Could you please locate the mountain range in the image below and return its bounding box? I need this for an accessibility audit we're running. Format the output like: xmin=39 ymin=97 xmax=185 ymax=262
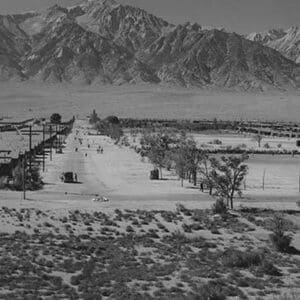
xmin=0 ymin=0 xmax=299 ymax=91
xmin=247 ymin=27 xmax=300 ymax=64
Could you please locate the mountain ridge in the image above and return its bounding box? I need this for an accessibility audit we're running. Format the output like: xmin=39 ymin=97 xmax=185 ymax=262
xmin=0 ymin=0 xmax=299 ymax=91
xmin=247 ymin=26 xmax=300 ymax=64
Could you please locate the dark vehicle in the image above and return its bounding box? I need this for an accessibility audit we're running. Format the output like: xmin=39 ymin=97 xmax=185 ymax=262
xmin=60 ymin=172 xmax=74 ymax=183
xmin=150 ymin=169 xmax=159 ymax=180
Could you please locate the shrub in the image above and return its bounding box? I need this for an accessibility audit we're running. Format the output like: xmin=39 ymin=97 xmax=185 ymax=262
xmin=209 ymin=139 xmax=222 ymax=145
xmin=222 ymin=249 xmax=263 ymax=268
xmin=182 ymin=223 xmax=192 ymax=233
xmin=257 ymin=261 xmax=282 ymax=276
xmin=212 ymin=199 xmax=228 ymax=215
xmin=270 ymin=234 xmax=292 ymax=252
xmin=193 ymin=280 xmax=228 ymax=300
xmin=0 ymin=176 xmax=9 ymax=189
xmin=239 ymin=143 xmax=247 ymax=149
xmin=269 ymin=214 xmax=293 ymax=252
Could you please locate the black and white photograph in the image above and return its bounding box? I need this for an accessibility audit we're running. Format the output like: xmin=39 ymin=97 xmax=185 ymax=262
xmin=0 ymin=0 xmax=299 ymax=299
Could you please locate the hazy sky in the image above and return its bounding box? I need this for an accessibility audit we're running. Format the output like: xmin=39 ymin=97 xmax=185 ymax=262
xmin=0 ymin=0 xmax=299 ymax=34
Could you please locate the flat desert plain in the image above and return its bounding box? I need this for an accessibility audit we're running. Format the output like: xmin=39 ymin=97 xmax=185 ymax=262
xmin=1 ymin=82 xmax=300 ymax=121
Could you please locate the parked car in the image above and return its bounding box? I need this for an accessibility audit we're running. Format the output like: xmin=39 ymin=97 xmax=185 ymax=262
xmin=60 ymin=172 xmax=74 ymax=183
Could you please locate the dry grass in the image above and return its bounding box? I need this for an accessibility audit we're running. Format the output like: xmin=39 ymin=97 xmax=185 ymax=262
xmin=0 ymin=206 xmax=299 ymax=299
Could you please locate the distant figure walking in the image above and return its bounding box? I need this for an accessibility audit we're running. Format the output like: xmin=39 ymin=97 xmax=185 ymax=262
xmin=74 ymin=173 xmax=78 ymax=182
xmin=200 ymin=182 xmax=204 ymax=192
xmin=85 ymin=153 xmax=88 ymax=157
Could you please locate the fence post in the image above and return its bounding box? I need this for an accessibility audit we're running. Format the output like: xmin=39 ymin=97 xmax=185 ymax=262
xmin=262 ymin=170 xmax=266 ymax=191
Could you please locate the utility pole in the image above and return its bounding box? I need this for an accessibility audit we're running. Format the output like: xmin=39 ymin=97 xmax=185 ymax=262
xmin=42 ymin=124 xmax=45 ymax=172
xmin=21 ymin=124 xmax=64 ymax=172
xmin=22 ymin=156 xmax=26 ymax=200
xmin=55 ymin=125 xmax=58 ymax=152
xmin=59 ymin=125 xmax=61 ymax=149
xmin=50 ymin=125 xmax=53 ymax=161
xmin=29 ymin=125 xmax=32 ymax=173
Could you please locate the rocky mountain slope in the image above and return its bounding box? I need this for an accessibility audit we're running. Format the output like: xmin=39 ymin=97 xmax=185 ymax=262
xmin=247 ymin=27 xmax=300 ymax=64
xmin=0 ymin=0 xmax=299 ymax=90
xmin=0 ymin=15 xmax=30 ymax=80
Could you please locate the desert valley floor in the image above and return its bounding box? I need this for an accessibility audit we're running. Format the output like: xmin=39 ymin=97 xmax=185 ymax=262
xmin=0 ymin=84 xmax=300 ymax=299
xmin=1 ymin=82 xmax=300 ymax=121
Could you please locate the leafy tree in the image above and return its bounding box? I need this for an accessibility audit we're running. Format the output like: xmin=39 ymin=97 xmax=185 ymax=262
xmin=253 ymin=134 xmax=263 ymax=148
xmin=94 ymin=120 xmax=123 ymax=144
xmin=174 ymin=134 xmax=204 ymax=186
xmin=50 ymin=113 xmax=62 ymax=124
xmin=210 ymin=154 xmax=249 ymax=209
xmin=89 ymin=109 xmax=99 ymax=124
xmin=12 ymin=164 xmax=43 ymax=191
xmin=173 ymin=143 xmax=188 ymax=187
xmin=11 ymin=164 xmax=24 ymax=191
xmin=105 ymin=115 xmax=120 ymax=125
xmin=109 ymin=123 xmax=123 ymax=144
xmin=141 ymin=131 xmax=175 ymax=179
xmin=185 ymin=139 xmax=204 ymax=186
xmin=198 ymin=153 xmax=215 ymax=195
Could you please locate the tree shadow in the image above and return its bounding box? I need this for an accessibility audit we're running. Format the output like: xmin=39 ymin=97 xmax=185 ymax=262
xmin=152 ymin=178 xmax=178 ymax=181
xmin=286 ymin=246 xmax=300 ymax=255
xmin=186 ymin=186 xmax=202 ymax=190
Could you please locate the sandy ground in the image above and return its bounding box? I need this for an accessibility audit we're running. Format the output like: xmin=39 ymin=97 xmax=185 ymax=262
xmin=0 ymin=119 xmax=299 ymax=212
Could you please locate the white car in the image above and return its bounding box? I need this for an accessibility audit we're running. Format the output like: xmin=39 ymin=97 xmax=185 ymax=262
xmin=92 ymin=196 xmax=109 ymax=202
